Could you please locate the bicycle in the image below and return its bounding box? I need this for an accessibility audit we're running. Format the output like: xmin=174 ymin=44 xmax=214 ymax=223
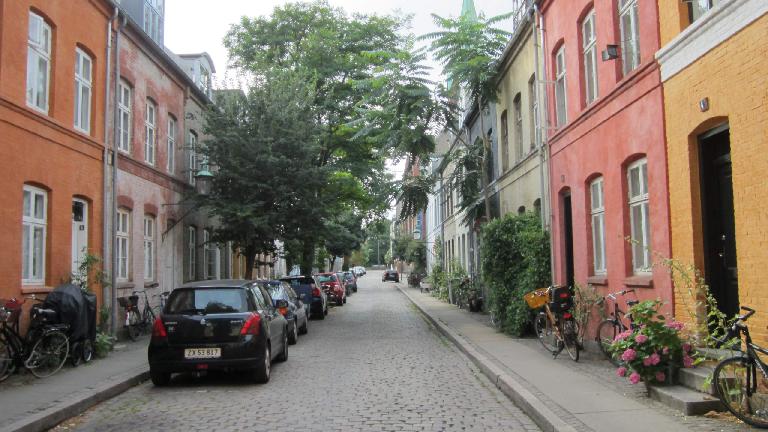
xmin=711 ymin=306 xmax=768 ymax=428
xmin=153 ymin=291 xmax=169 ymax=314
xmin=0 ymin=296 xmax=70 ymax=381
xmin=526 ymin=286 xmax=580 ymax=361
xmin=117 ymin=294 xmax=142 ymax=341
xmin=595 ymin=289 xmax=639 ymax=366
xmin=133 ymin=290 xmax=156 ymax=334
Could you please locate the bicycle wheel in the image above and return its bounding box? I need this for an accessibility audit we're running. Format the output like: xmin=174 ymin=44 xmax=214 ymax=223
xmin=713 ymin=356 xmax=768 ymax=428
xmin=27 ymin=330 xmax=69 ymax=378
xmin=596 ymin=320 xmax=621 ymax=366
xmin=562 ymin=319 xmax=580 ymax=362
xmin=535 ymin=312 xmax=558 ymax=353
xmin=126 ymin=311 xmax=141 ymax=341
xmin=142 ymin=307 xmax=156 ymax=334
xmin=0 ymin=336 xmax=14 ymax=382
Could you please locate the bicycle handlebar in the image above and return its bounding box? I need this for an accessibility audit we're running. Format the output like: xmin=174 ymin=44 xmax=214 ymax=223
xmin=739 ymin=306 xmax=755 ymax=321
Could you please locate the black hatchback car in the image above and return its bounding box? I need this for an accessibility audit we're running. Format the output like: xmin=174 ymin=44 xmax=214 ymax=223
xmin=148 ymin=280 xmax=289 ymax=386
xmin=382 ymin=269 xmax=400 ymax=282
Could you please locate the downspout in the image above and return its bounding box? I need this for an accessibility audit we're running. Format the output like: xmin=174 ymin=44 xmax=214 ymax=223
xmin=110 ymin=13 xmax=127 ymax=335
xmin=533 ymin=1 xmax=557 ymax=285
xmin=102 ymin=6 xmax=118 ymax=320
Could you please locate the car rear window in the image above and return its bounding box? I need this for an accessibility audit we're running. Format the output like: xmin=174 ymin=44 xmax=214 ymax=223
xmin=317 ymin=275 xmax=335 ymax=283
xmin=268 ymin=284 xmax=288 ymax=300
xmin=166 ymin=288 xmax=247 ymax=314
xmin=281 ymin=277 xmax=314 ymax=286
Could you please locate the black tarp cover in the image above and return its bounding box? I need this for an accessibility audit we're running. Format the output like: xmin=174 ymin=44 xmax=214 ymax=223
xmin=42 ymin=283 xmax=90 ymax=342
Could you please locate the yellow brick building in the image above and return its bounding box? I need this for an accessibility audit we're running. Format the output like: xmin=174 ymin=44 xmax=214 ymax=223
xmin=656 ymin=0 xmax=768 ymax=343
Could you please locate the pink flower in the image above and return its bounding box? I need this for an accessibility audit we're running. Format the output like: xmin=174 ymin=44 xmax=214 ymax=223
xmin=666 ymin=321 xmax=685 ymax=331
xmin=683 ymin=355 xmax=694 ymax=368
xmin=643 ymin=356 xmax=653 ymax=367
xmin=616 ymin=367 xmax=627 ymax=377
xmin=629 ymin=372 xmax=642 ymax=384
xmin=614 ymin=330 xmax=633 ymax=341
xmin=662 ymin=346 xmax=670 ymax=355
xmin=649 ymin=352 xmax=661 ymax=366
xmin=635 ymin=334 xmax=648 ymax=344
xmin=655 ymin=371 xmax=666 ymax=382
xmin=621 ymin=348 xmax=637 ymax=362
xmin=682 ymin=343 xmax=692 ymax=353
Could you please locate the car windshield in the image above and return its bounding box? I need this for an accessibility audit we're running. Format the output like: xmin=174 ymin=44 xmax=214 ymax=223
xmin=165 ymin=288 xmax=247 ymax=314
xmin=267 ymin=283 xmax=288 ymax=300
xmin=345 ymin=274 xmax=354 ymax=281
xmin=317 ymin=275 xmax=335 ymax=283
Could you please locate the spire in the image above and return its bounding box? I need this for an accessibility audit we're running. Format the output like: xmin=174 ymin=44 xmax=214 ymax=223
xmin=461 ymin=0 xmax=477 ymax=21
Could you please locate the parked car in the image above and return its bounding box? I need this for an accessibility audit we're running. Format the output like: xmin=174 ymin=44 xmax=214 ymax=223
xmin=264 ymin=280 xmax=309 ymax=345
xmin=352 ymin=266 xmax=366 ymax=277
xmin=336 ymin=272 xmax=353 ymax=297
xmin=341 ymin=271 xmax=358 ymax=293
xmin=280 ymin=275 xmax=327 ymax=320
xmin=148 ymin=280 xmax=289 ymax=386
xmin=382 ymin=269 xmax=400 ymax=282
xmin=316 ymin=273 xmax=346 ymax=306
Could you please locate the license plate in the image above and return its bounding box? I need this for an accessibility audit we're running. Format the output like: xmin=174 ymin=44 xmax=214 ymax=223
xmin=184 ymin=348 xmax=221 ymax=359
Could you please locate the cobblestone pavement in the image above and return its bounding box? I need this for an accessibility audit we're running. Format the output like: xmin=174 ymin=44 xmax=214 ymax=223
xmin=58 ymin=275 xmax=540 ymax=432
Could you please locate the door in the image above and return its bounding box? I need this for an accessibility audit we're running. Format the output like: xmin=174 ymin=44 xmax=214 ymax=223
xmin=562 ymin=193 xmax=575 ymax=288
xmin=71 ymin=199 xmax=88 ymax=277
xmin=699 ymin=127 xmax=739 ymax=318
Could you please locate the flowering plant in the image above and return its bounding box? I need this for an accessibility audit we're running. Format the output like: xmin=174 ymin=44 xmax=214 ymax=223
xmin=608 ymin=300 xmax=696 ymax=385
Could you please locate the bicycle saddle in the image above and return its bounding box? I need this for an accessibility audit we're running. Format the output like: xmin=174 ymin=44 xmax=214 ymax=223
xmin=31 ymin=306 xmax=58 ymax=323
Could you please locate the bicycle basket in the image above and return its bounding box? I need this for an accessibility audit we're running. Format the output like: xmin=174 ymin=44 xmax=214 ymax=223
xmin=549 ymin=286 xmax=573 ymax=313
xmin=117 ymin=296 xmax=139 ymax=308
xmin=523 ymin=288 xmax=549 ymax=309
xmin=0 ymin=299 xmax=22 ymax=325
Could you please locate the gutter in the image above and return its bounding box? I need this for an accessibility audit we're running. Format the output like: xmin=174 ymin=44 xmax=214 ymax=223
xmin=102 ymin=5 xmax=118 ymax=315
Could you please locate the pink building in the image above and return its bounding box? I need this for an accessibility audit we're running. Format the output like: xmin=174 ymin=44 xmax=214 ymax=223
xmin=540 ymin=0 xmax=673 ymax=316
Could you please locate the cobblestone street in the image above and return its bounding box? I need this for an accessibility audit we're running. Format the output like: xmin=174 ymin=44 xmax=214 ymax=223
xmin=60 ymin=273 xmax=539 ymax=432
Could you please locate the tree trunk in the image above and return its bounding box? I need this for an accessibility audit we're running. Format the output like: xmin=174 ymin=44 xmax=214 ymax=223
xmin=342 ymin=255 xmax=350 ymax=271
xmin=328 ymin=256 xmax=336 ymax=271
xmin=244 ymin=243 xmax=257 ymax=280
xmin=477 ymin=98 xmax=493 ymax=221
xmin=300 ymin=240 xmax=314 ymax=276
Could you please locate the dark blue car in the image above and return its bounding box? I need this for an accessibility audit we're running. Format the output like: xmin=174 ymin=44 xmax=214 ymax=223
xmin=280 ymin=276 xmax=327 ymax=320
xmin=264 ymin=280 xmax=309 ymax=345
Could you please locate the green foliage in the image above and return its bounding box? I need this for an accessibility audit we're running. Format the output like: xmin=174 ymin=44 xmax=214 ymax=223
xmin=94 ymin=331 xmax=116 ymax=359
xmin=405 ymin=241 xmax=427 ymax=274
xmin=573 ymin=284 xmax=605 ymax=341
xmin=480 ymin=212 xmax=551 ymax=336
xmin=70 ymin=252 xmax=110 ymax=293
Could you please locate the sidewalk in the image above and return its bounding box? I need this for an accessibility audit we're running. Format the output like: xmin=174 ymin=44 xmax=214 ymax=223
xmin=0 ymin=337 xmax=149 ymax=432
xmin=397 ymin=284 xmax=747 ymax=432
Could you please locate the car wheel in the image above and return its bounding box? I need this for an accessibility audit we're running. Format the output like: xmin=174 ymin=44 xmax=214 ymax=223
xmin=150 ymin=369 xmax=171 ymax=387
xmin=343 ymin=296 xmax=347 ymax=304
xmin=318 ymin=307 xmax=326 ymax=320
xmin=336 ymin=297 xmax=344 ymax=306
xmin=288 ymin=320 xmax=298 ymax=345
xmin=253 ymin=344 xmax=271 ymax=383
xmin=299 ymin=317 xmax=308 ymax=334
xmin=276 ymin=330 xmax=288 ymax=363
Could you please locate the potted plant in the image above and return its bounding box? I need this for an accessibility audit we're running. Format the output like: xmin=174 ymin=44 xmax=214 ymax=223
xmin=608 ymin=300 xmax=697 ymax=389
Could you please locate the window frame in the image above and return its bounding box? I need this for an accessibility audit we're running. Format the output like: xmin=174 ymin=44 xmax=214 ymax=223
xmin=204 ymin=229 xmax=220 ymax=280
xmin=627 ymin=158 xmax=651 ymax=274
xmin=582 ymin=10 xmax=598 ymax=105
xmin=117 ymin=81 xmax=132 ymax=153
xmin=500 ymin=110 xmax=509 ymax=172
xmin=590 ymin=177 xmax=607 ymax=275
xmin=21 ymin=185 xmax=47 ymax=284
xmin=143 ymin=215 xmax=155 ymax=280
xmin=144 ymin=100 xmax=156 ymax=165
xmin=188 ymin=131 xmax=198 ymax=185
xmin=73 ymin=48 xmax=93 ymax=133
xmin=619 ymin=0 xmax=641 ymax=76
xmin=187 ymin=226 xmax=196 ymax=281
xmin=116 ymin=209 xmax=130 ymax=281
xmin=513 ymin=93 xmax=523 ymax=161
xmin=528 ymin=75 xmax=538 ymax=151
xmin=26 ymin=12 xmax=52 ymax=113
xmin=554 ymin=46 xmax=567 ymax=127
xmin=167 ymin=116 xmax=176 ymax=174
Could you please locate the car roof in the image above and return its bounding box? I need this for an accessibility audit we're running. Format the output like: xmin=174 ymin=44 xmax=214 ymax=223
xmin=178 ymin=279 xmax=254 ymax=289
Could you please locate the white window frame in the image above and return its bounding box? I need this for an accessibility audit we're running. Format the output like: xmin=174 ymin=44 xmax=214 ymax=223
xmin=187 ymin=226 xmax=196 ymax=281
xmin=529 ymin=76 xmax=538 ymax=151
xmin=22 ymin=185 xmax=47 ymax=284
xmin=513 ymin=94 xmax=523 ymax=161
xmin=500 ymin=110 xmax=509 ymax=172
xmin=143 ymin=0 xmax=163 ymax=43
xmin=627 ymin=158 xmax=651 ymax=273
xmin=73 ymin=48 xmax=92 ymax=133
xmin=167 ymin=117 xmax=176 ymax=174
xmin=554 ymin=46 xmax=567 ymax=127
xmin=204 ymin=229 xmax=220 ymax=280
xmin=188 ymin=131 xmax=198 ymax=185
xmin=116 ymin=209 xmax=130 ymax=280
xmin=690 ymin=0 xmax=720 ymax=23
xmin=145 ymin=100 xmax=156 ymax=165
xmin=26 ymin=12 xmax=52 ymax=113
xmin=590 ymin=177 xmax=606 ymax=275
xmin=118 ymin=81 xmax=132 ymax=153
xmin=143 ymin=216 xmax=155 ymax=280
xmin=619 ymin=0 xmax=641 ymax=76
xmin=582 ymin=10 xmax=598 ymax=105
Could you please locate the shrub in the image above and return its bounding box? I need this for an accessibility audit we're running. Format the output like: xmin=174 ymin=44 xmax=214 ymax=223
xmin=480 ymin=213 xmax=550 ymax=336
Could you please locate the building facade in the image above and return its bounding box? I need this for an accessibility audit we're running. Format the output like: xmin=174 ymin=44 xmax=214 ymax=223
xmin=541 ymin=0 xmax=673 ymax=317
xmin=656 ymin=0 xmax=768 ymax=342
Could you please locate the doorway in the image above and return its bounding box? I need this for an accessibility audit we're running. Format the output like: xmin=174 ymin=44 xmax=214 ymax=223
xmin=699 ymin=126 xmax=738 ymax=318
xmin=562 ymin=192 xmax=575 ymax=288
xmin=71 ymin=199 xmax=88 ymax=277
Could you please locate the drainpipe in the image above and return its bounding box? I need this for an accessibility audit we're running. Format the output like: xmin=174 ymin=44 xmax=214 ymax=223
xmin=533 ymin=1 xmax=557 ymax=285
xmin=110 ymin=14 xmax=127 ymax=335
xmin=102 ymin=6 xmax=118 ymax=321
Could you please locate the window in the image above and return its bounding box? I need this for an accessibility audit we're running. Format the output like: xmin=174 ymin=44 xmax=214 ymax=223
xmin=118 ymin=81 xmax=132 ymax=152
xmin=145 ymin=100 xmax=156 ymax=165
xmin=590 ymin=177 xmax=606 ymax=274
xmin=22 ymin=185 xmax=47 ymax=283
xmin=517 ymin=206 xmax=526 ymax=215
xmin=143 ymin=0 xmax=163 ymax=43
xmin=167 ymin=117 xmax=176 ymax=173
xmin=627 ymin=159 xmax=651 ymax=273
xmin=188 ymin=131 xmax=198 ymax=185
xmin=554 ymin=46 xmax=567 ymax=127
xmin=73 ymin=48 xmax=93 ymax=132
xmin=619 ymin=0 xmax=641 ymax=76
xmin=528 ymin=76 xmax=538 ymax=151
xmin=143 ymin=216 xmax=155 ymax=280
xmin=204 ymin=229 xmax=219 ymax=279
xmin=689 ymin=0 xmax=721 ymax=23
xmin=200 ymin=67 xmax=210 ymax=96
xmin=187 ymin=226 xmax=196 ymax=281
xmin=582 ymin=10 xmax=598 ymax=105
xmin=513 ymin=94 xmax=523 ymax=161
xmin=116 ymin=209 xmax=130 ymax=280
xmin=26 ymin=12 xmax=52 ymax=112
xmin=500 ymin=111 xmax=509 ymax=172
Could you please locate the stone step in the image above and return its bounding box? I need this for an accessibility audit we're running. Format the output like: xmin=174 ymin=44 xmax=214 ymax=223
xmin=648 ymin=384 xmax=724 ymax=416
xmin=697 ymin=347 xmax=743 ymax=361
xmin=678 ymin=366 xmax=715 ymax=395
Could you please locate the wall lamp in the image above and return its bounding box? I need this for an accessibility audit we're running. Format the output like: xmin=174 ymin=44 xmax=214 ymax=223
xmin=161 ymin=169 xmax=214 ymax=240
xmin=601 ymin=45 xmax=620 ymax=61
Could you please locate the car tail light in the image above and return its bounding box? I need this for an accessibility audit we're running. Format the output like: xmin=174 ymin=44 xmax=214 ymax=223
xmin=563 ymin=312 xmax=573 ymax=320
xmin=559 ymin=292 xmax=570 ymax=299
xmin=240 ymin=313 xmax=261 ymax=336
xmin=152 ymin=317 xmax=167 ymax=339
xmin=312 ymin=286 xmax=322 ymax=297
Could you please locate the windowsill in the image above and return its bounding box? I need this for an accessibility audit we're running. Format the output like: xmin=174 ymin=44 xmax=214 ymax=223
xmin=624 ymin=275 xmax=653 ymax=288
xmin=145 ymin=281 xmax=159 ymax=288
xmin=117 ymin=282 xmax=135 ymax=289
xmin=21 ymin=285 xmax=54 ymax=294
xmin=587 ymin=275 xmax=608 ymax=286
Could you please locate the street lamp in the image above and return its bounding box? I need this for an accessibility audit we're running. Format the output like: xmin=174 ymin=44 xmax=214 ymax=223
xmin=194 ymin=169 xmax=214 ymax=196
